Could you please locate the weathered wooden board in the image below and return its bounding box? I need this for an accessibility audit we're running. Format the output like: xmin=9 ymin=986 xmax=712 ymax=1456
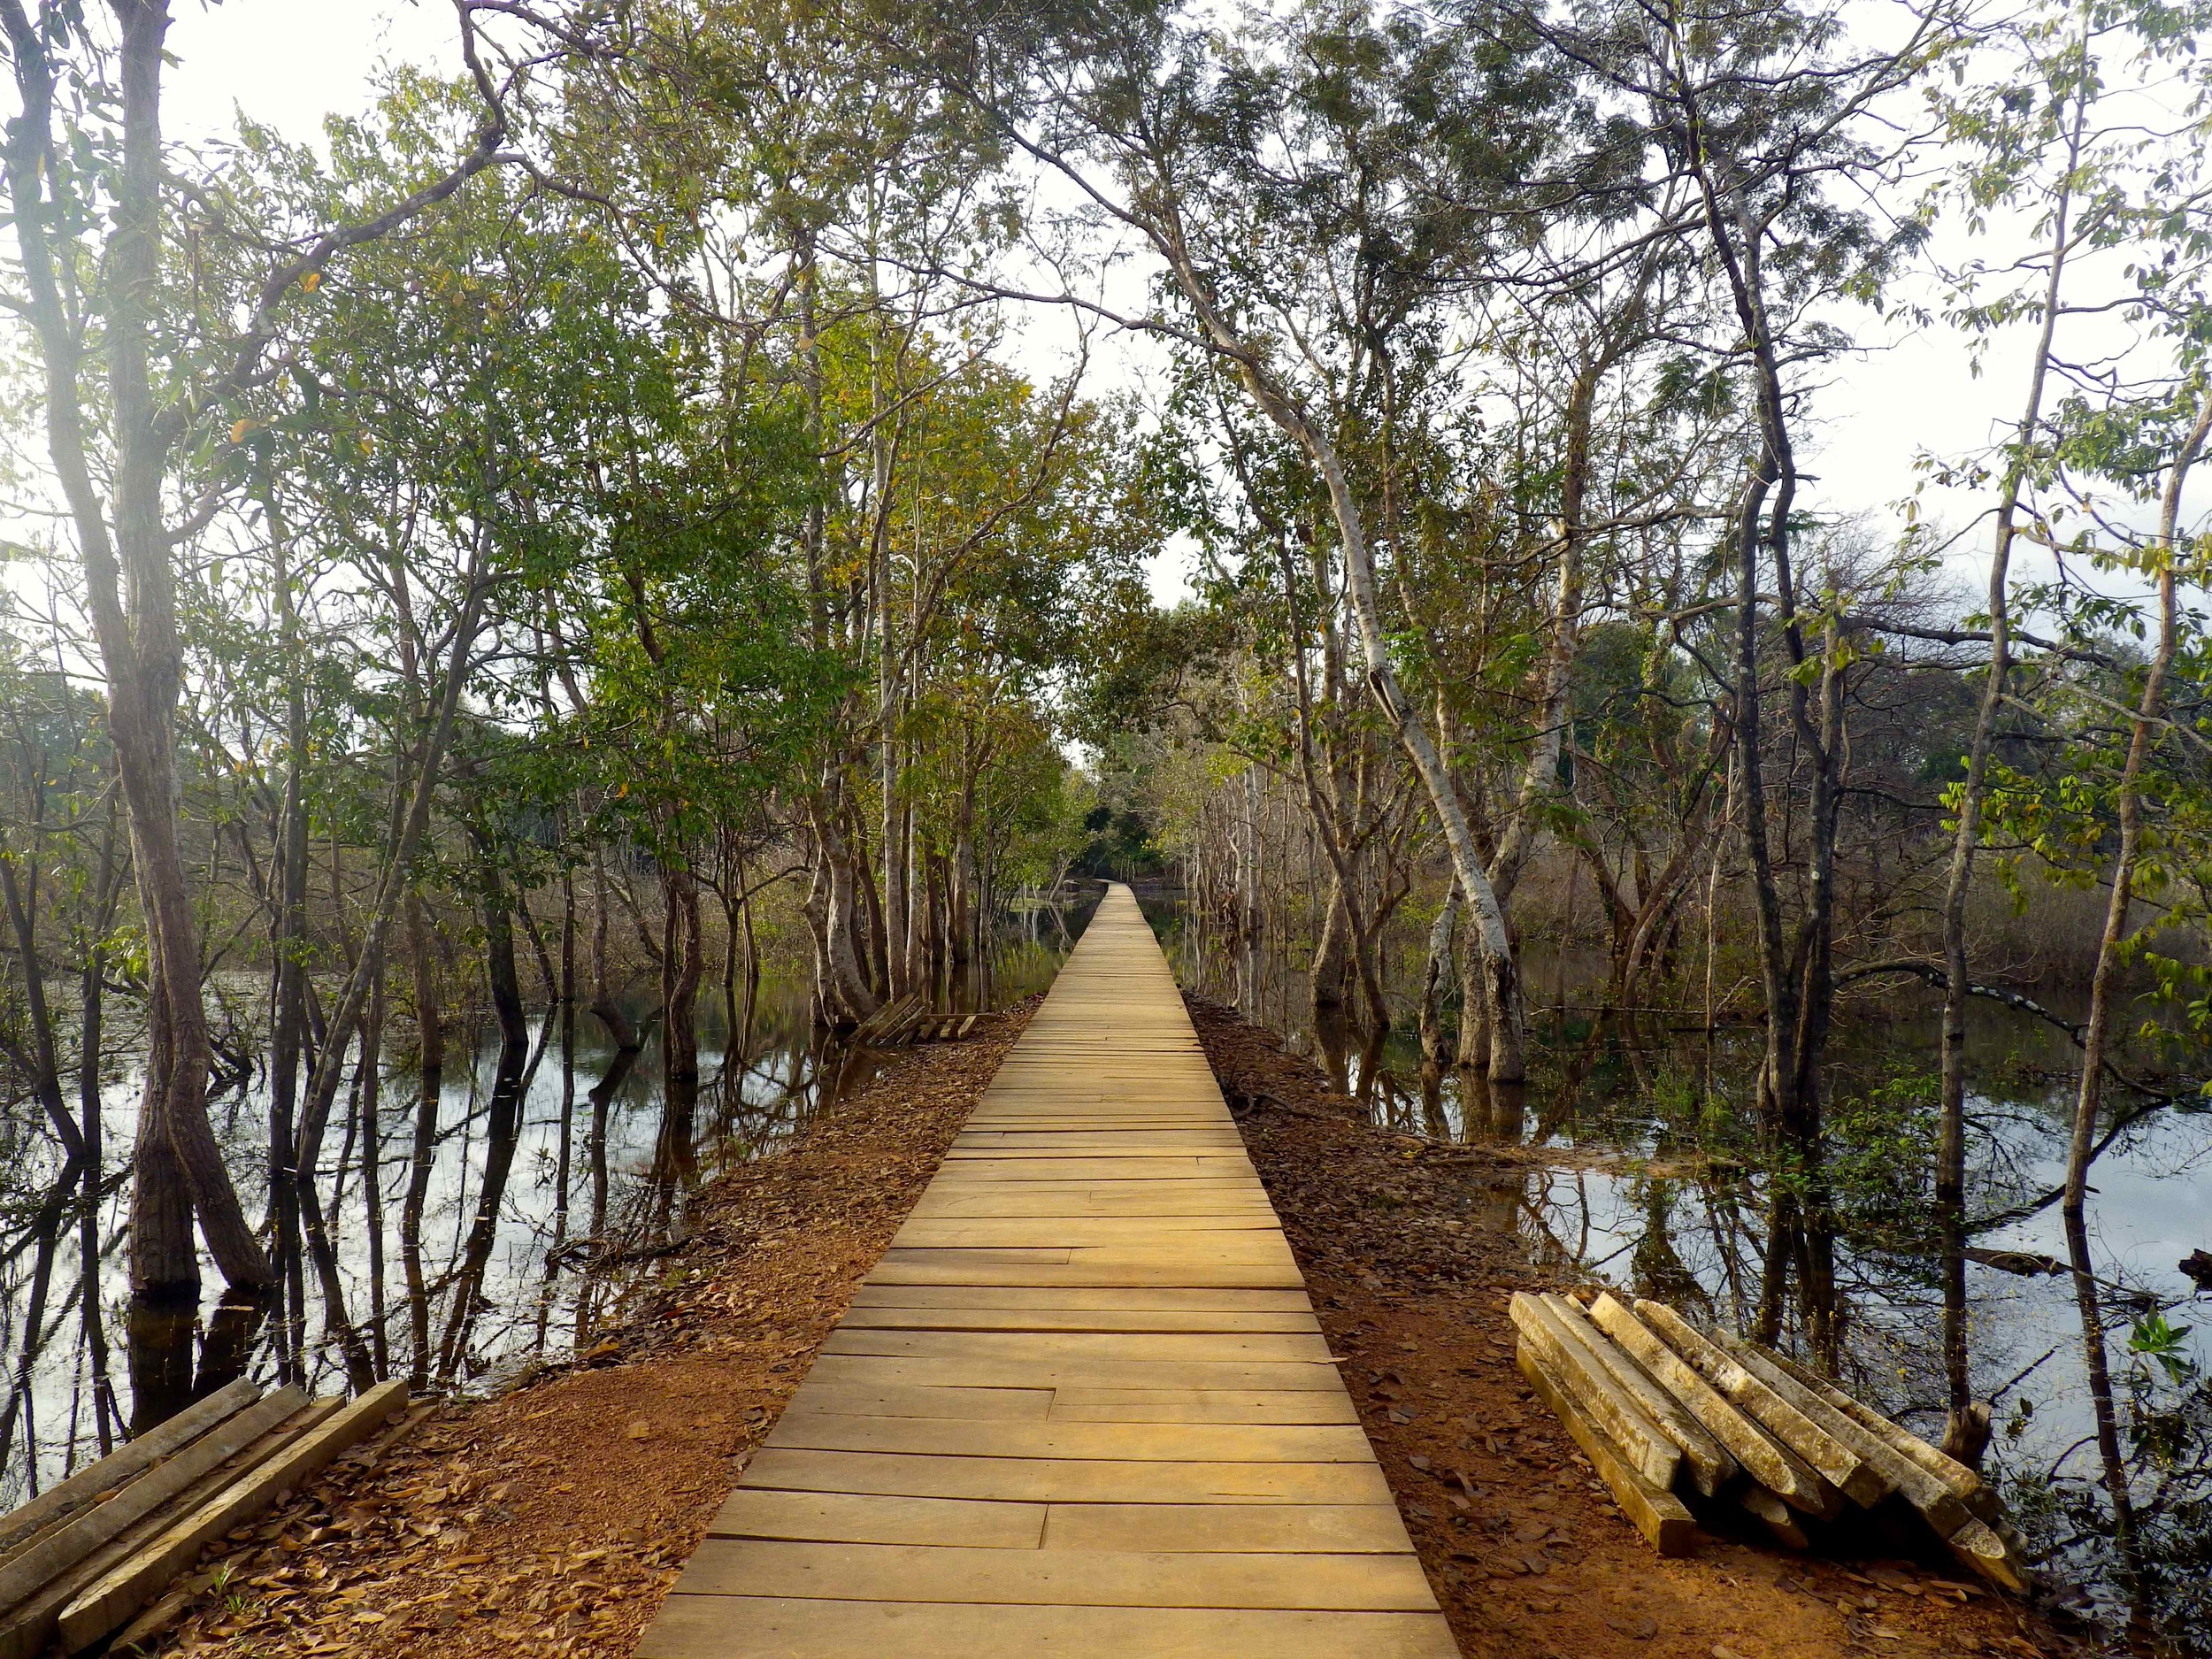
xmin=1587 ymin=1294 xmax=1841 ymax=1520
xmin=637 ymin=1597 xmax=1464 ymax=1658
xmin=764 ymin=1414 xmax=1376 ymax=1463
xmin=0 ymin=1379 xmax=259 ymax=1564
xmin=677 ymin=1540 xmax=1438 ymax=1609
xmin=740 ymin=1448 xmax=1394 ymax=1506
xmin=1632 ymin=1300 xmax=1885 ymax=1507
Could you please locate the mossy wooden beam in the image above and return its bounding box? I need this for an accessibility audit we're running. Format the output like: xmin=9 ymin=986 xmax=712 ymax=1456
xmin=1516 ymin=1345 xmax=1694 ymax=1556
xmin=0 ymin=1379 xmax=259 ymax=1565
xmin=1588 ymin=1294 xmax=1841 ymax=1521
xmin=57 ymin=1381 xmax=408 ymax=1653
xmin=1632 ymin=1301 xmax=1885 ymax=1507
xmin=1541 ymin=1294 xmax=1735 ymax=1498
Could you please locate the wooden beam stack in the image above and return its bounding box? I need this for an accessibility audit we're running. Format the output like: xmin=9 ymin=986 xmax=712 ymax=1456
xmin=0 ymin=1379 xmax=408 ymax=1657
xmin=1510 ymin=1292 xmax=2029 ymax=1591
xmin=850 ymin=995 xmax=981 ymax=1048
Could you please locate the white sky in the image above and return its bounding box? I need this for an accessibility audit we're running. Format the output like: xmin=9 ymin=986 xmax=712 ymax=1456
xmin=163 ymin=2 xmax=458 ymax=148
xmin=159 ymin=0 xmax=2184 ymax=617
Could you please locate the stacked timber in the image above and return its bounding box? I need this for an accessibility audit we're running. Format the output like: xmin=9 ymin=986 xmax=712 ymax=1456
xmin=850 ymin=994 xmax=979 ymax=1048
xmin=0 ymin=1378 xmax=407 ymax=1657
xmin=1510 ymin=1292 xmax=2030 ymax=1592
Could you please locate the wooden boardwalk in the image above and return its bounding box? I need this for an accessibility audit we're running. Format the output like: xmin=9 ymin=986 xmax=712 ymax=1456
xmin=638 ymin=885 xmax=1456 ymax=1657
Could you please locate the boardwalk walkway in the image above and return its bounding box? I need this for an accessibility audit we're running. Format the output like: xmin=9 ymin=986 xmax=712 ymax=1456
xmin=637 ymin=885 xmax=1456 ymax=1657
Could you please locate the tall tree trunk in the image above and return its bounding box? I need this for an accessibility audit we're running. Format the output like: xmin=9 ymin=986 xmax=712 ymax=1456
xmin=1310 ymin=874 xmax=1352 ymax=1018
xmin=266 ymin=477 xmax=312 ymax=1386
xmin=807 ymin=786 xmax=880 ymax=1023
xmin=588 ymin=846 xmax=640 ymax=1049
xmin=401 ymin=897 xmax=442 ymax=1394
xmin=1153 ymin=238 xmax=1527 ymax=1079
xmin=0 ymin=2 xmax=273 ymax=1360
xmin=661 ymin=861 xmax=705 ymax=1086
xmin=1936 ymin=86 xmax=2085 ymax=1461
xmin=557 ymin=866 xmax=577 ymax=1249
xmin=358 ymin=955 xmax=388 ymax=1379
xmin=2061 ymin=393 xmax=2208 ymax=1571
xmin=79 ymin=810 xmax=120 ymax=1451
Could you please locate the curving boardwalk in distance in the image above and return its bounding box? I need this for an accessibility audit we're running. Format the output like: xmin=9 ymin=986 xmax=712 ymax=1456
xmin=636 ymin=884 xmax=1457 ymax=1657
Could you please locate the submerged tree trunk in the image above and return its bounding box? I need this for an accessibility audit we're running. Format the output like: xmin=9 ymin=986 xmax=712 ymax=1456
xmin=661 ymin=862 xmax=705 ymax=1086
xmin=1310 ymin=875 xmax=1352 ymax=1019
xmin=806 ymin=786 xmax=881 ymax=1024
xmin=359 ymin=958 xmax=389 ymax=1379
xmin=1937 ymin=88 xmax=2085 ymax=1461
xmin=588 ymin=846 xmax=640 ymax=1049
xmin=1418 ymin=885 xmax=1461 ymax=1071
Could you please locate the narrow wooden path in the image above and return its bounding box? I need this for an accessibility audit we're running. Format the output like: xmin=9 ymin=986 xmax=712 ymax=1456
xmin=637 ymin=885 xmax=1456 ymax=1657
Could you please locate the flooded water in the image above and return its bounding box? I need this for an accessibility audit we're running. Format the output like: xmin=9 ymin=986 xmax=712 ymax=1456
xmin=1136 ymin=881 xmax=2212 ymax=1648
xmin=0 ymin=909 xmax=1088 ymax=1506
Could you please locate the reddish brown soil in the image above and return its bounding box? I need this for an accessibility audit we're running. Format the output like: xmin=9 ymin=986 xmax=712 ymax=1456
xmin=146 ymin=1001 xmax=1038 ymax=1659
xmin=1187 ymin=993 xmax=2081 ymax=1659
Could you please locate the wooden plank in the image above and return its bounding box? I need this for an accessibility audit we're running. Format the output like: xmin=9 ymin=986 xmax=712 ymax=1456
xmin=1587 ymin=1294 xmax=1841 ymax=1519
xmin=1774 ymin=1378 xmax=2024 ymax=1589
xmin=0 ymin=1379 xmax=259 ymax=1563
xmin=792 ymin=1386 xmax=1056 ymax=1422
xmin=895 ymin=1217 xmax=1282 ymax=1242
xmin=850 ymin=1286 xmax=1311 ymax=1312
xmin=840 ymin=1308 xmax=1322 ymax=1335
xmin=738 ymin=1448 xmax=1394 ymax=1506
xmin=1043 ymin=1503 xmax=1417 ymax=1554
xmin=953 ymin=1132 xmax=1246 ymax=1144
xmin=1711 ymin=1333 xmax=1970 ymax=1537
xmin=918 ymin=1178 xmax=1266 ymax=1194
xmin=925 ymin=1161 xmax=1255 ymax=1179
xmin=1946 ymin=1516 xmax=2033 ymax=1594
xmin=0 ymin=1394 xmax=338 ymax=1659
xmin=1048 ymin=1390 xmax=1359 ymax=1425
xmin=58 ymin=1380 xmax=409 ymax=1650
xmin=865 ymin=1263 xmax=1310 ymax=1290
xmin=766 ymin=1414 xmax=1377 ymax=1463
xmin=806 ymin=1354 xmax=1347 ymax=1394
xmin=637 ymin=1598 xmax=1463 ymax=1658
xmin=1738 ymin=1485 xmax=1810 ymax=1550
xmin=709 ymin=1490 xmax=1046 ymax=1548
xmin=1632 ymin=1300 xmax=1886 ymax=1507
xmin=1509 ymin=1294 xmax=1678 ymax=1491
xmin=822 ymin=1330 xmax=1333 ymax=1364
xmin=910 ymin=1198 xmax=1276 ymax=1218
xmin=1517 ymin=1345 xmax=1694 ymax=1556
xmin=1757 ymin=1341 xmax=2002 ymax=1521
xmin=676 ymin=1540 xmax=1438 ymax=1609
xmin=1062 ymin=1244 xmax=1300 ymax=1265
